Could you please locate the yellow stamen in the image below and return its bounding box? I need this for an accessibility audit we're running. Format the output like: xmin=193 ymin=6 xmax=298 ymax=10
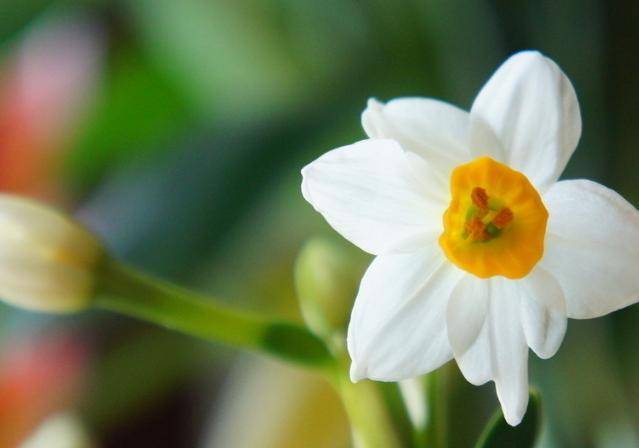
xmin=439 ymin=157 xmax=548 ymax=279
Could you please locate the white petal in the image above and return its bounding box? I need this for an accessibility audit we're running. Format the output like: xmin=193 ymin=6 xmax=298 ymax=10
xmin=541 ymin=179 xmax=639 ymax=319
xmin=347 ymin=246 xmax=463 ymax=381
xmin=455 ymin=322 xmax=492 ymax=386
xmin=302 ymin=139 xmax=447 ymax=255
xmin=447 ymin=275 xmax=490 ymax=376
xmin=490 ymin=279 xmax=529 ymax=426
xmin=519 ymin=267 xmax=567 ymax=359
xmin=361 ymin=97 xmax=471 ymax=176
xmin=468 ymin=114 xmax=507 ymax=163
xmin=470 ymin=51 xmax=581 ymax=191
xmin=450 ymin=277 xmax=529 ymax=426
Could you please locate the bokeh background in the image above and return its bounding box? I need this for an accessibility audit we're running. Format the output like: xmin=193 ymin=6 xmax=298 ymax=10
xmin=0 ymin=1 xmax=638 ymax=447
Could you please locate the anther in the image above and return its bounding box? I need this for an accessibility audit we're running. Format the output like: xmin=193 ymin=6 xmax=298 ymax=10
xmin=466 ymin=217 xmax=489 ymax=241
xmin=492 ymin=208 xmax=514 ymax=229
xmin=471 ymin=187 xmax=489 ymax=211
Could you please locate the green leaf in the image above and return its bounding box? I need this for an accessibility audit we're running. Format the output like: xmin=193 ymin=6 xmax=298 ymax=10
xmin=474 ymin=389 xmax=541 ymax=448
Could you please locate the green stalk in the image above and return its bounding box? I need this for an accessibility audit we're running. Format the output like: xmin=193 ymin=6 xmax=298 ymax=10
xmin=95 ymin=259 xmax=405 ymax=446
xmin=94 ymin=258 xmax=331 ymax=368
xmin=325 ymin=353 xmax=403 ymax=448
xmin=423 ymin=368 xmax=448 ymax=448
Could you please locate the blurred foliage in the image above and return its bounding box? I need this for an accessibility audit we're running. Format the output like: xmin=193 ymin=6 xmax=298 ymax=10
xmin=79 ymin=328 xmax=214 ymax=432
xmin=66 ymin=46 xmax=195 ymax=192
xmin=0 ymin=0 xmax=638 ymax=447
xmin=0 ymin=0 xmax=52 ymax=43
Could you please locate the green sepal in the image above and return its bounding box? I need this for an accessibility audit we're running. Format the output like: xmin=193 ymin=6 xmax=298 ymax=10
xmin=260 ymin=321 xmax=332 ymax=367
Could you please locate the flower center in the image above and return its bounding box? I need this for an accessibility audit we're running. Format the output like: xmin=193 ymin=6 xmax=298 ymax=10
xmin=439 ymin=157 xmax=548 ymax=279
xmin=463 ymin=187 xmax=514 ymax=242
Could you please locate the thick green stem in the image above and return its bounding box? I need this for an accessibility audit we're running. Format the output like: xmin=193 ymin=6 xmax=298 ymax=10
xmin=94 ymin=259 xmax=331 ymax=367
xmin=336 ymin=379 xmax=404 ymax=448
xmin=326 ymin=353 xmax=403 ymax=448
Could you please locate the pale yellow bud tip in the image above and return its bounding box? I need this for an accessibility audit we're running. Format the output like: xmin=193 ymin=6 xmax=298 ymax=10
xmin=0 ymin=194 xmax=104 ymax=313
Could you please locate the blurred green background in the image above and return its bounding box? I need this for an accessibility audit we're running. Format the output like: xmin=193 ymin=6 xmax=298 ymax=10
xmin=0 ymin=0 xmax=637 ymax=447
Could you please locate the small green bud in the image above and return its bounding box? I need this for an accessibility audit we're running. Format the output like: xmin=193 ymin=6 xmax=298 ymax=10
xmin=294 ymin=237 xmax=368 ymax=341
xmin=0 ymin=194 xmax=104 ymax=313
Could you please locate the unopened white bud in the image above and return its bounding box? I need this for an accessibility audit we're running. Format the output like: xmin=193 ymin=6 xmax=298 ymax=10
xmin=0 ymin=195 xmax=104 ymax=313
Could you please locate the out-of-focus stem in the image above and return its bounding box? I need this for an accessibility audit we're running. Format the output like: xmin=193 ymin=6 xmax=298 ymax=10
xmin=94 ymin=258 xmax=408 ymax=447
xmin=94 ymin=258 xmax=331 ymax=368
xmin=424 ymin=368 xmax=448 ymax=448
xmin=327 ymin=354 xmax=403 ymax=448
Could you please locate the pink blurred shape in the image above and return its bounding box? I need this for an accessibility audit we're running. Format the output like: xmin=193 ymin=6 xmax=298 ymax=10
xmin=0 ymin=14 xmax=104 ymax=198
xmin=0 ymin=332 xmax=89 ymax=447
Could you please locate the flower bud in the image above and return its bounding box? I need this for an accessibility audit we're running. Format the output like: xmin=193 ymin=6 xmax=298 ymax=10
xmin=294 ymin=238 xmax=368 ymax=340
xmin=0 ymin=194 xmax=104 ymax=313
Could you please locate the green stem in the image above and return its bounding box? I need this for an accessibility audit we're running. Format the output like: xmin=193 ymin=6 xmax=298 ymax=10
xmin=94 ymin=258 xmax=331 ymax=368
xmin=424 ymin=368 xmax=448 ymax=448
xmin=96 ymin=259 xmax=405 ymax=446
xmin=326 ymin=355 xmax=403 ymax=448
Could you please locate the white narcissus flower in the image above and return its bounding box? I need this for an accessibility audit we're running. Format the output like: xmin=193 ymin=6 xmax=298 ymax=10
xmin=301 ymin=50 xmax=639 ymax=426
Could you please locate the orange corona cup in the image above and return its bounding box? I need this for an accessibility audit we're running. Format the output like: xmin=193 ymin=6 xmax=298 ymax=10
xmin=439 ymin=157 xmax=548 ymax=279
